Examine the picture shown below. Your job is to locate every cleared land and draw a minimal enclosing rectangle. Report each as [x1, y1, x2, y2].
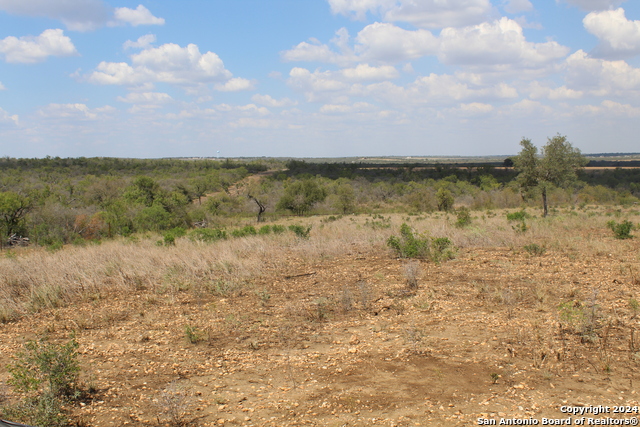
[1, 208, 640, 426]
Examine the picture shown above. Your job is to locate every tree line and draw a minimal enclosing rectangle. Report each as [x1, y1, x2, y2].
[1, 137, 639, 248]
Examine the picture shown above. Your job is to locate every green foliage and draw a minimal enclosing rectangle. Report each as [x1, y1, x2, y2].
[387, 224, 455, 262]
[607, 220, 634, 239]
[277, 179, 327, 216]
[231, 225, 258, 238]
[188, 228, 227, 243]
[0, 191, 31, 238]
[513, 135, 588, 217]
[506, 210, 528, 222]
[258, 225, 272, 235]
[288, 224, 312, 238]
[184, 324, 204, 344]
[523, 243, 546, 256]
[436, 188, 454, 212]
[271, 224, 286, 234]
[455, 207, 472, 228]
[3, 336, 81, 427]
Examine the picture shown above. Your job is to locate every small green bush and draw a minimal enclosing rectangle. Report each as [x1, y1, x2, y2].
[607, 220, 634, 239]
[188, 228, 227, 243]
[271, 225, 286, 234]
[2, 336, 81, 427]
[523, 243, 546, 256]
[455, 207, 472, 228]
[506, 210, 528, 222]
[288, 224, 311, 238]
[387, 224, 455, 263]
[231, 225, 258, 238]
[258, 225, 272, 235]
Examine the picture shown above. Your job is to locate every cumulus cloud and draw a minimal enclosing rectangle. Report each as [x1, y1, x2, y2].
[0, 29, 77, 64]
[584, 8, 640, 59]
[341, 63, 399, 81]
[355, 23, 438, 63]
[251, 94, 298, 107]
[0, 0, 164, 31]
[282, 24, 438, 65]
[123, 34, 157, 50]
[559, 0, 626, 12]
[111, 5, 165, 27]
[527, 82, 583, 99]
[328, 0, 494, 29]
[214, 77, 255, 92]
[438, 18, 569, 69]
[564, 49, 640, 96]
[87, 43, 244, 90]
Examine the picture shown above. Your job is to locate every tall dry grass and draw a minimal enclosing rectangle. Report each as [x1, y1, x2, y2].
[1, 207, 637, 322]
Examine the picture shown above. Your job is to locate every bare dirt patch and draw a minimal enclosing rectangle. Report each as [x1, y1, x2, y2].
[2, 217, 640, 426]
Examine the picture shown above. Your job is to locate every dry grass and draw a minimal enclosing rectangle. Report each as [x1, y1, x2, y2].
[0, 207, 637, 323]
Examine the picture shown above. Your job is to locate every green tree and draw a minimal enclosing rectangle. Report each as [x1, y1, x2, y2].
[0, 191, 31, 238]
[513, 134, 587, 217]
[277, 179, 327, 216]
[436, 188, 454, 212]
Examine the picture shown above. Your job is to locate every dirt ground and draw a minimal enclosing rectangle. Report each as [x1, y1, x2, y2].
[2, 235, 640, 426]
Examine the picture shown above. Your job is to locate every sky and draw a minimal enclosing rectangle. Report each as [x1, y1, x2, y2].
[1, 0, 639, 158]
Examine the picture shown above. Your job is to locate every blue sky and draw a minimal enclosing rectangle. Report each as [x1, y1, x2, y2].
[1, 0, 639, 158]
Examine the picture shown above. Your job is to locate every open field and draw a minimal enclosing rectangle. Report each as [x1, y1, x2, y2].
[1, 207, 640, 426]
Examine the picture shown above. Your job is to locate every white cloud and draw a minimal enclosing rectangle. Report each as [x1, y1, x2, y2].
[0, 107, 19, 127]
[37, 103, 115, 120]
[438, 18, 569, 69]
[355, 23, 438, 63]
[0, 0, 164, 31]
[560, 0, 626, 12]
[282, 24, 438, 65]
[527, 82, 583, 99]
[328, 0, 494, 29]
[87, 43, 240, 89]
[319, 102, 377, 114]
[251, 94, 298, 107]
[503, 0, 533, 14]
[116, 92, 173, 104]
[574, 100, 640, 117]
[0, 0, 110, 31]
[0, 29, 77, 64]
[565, 49, 640, 96]
[123, 34, 157, 50]
[111, 5, 165, 27]
[0, 82, 5, 90]
[214, 77, 255, 92]
[584, 8, 640, 59]
[341, 63, 399, 81]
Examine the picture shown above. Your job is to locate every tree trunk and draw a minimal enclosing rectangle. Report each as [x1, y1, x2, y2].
[542, 186, 548, 217]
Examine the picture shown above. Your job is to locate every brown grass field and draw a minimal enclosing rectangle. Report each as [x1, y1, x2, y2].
[1, 207, 640, 426]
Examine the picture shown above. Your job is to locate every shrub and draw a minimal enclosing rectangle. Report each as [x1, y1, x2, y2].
[523, 243, 546, 256]
[231, 225, 258, 238]
[387, 224, 455, 263]
[3, 336, 81, 427]
[607, 220, 634, 239]
[258, 225, 272, 235]
[387, 223, 430, 259]
[506, 210, 528, 222]
[455, 207, 472, 228]
[188, 228, 227, 243]
[271, 225, 286, 234]
[288, 224, 311, 239]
